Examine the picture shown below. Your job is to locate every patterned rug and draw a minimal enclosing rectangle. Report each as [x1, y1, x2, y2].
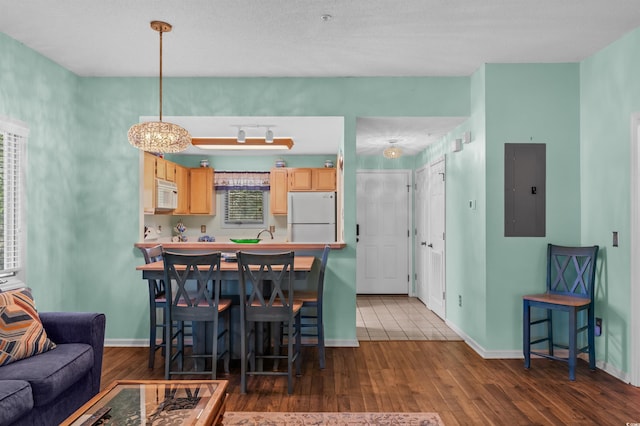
[223, 411, 443, 425]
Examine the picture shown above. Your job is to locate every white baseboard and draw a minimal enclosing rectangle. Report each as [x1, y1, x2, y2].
[105, 338, 148, 347]
[445, 320, 636, 385]
[326, 339, 359, 347]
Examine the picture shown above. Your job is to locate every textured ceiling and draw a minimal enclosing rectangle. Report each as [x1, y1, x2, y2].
[4, 0, 640, 155]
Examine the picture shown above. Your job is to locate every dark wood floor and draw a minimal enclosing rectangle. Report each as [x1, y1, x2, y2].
[101, 342, 640, 425]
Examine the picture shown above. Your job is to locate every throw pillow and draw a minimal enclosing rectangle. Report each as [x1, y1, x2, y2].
[0, 288, 56, 366]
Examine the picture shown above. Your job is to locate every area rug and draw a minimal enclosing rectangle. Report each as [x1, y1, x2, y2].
[223, 411, 443, 425]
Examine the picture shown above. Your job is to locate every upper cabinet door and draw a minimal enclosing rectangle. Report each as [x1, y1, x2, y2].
[189, 167, 214, 215]
[313, 168, 336, 191]
[173, 165, 190, 215]
[143, 152, 156, 214]
[270, 168, 289, 215]
[288, 168, 313, 191]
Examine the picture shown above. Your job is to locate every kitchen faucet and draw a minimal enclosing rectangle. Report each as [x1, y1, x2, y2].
[257, 229, 274, 239]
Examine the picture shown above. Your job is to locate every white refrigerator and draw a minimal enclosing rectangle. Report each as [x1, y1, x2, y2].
[287, 192, 336, 242]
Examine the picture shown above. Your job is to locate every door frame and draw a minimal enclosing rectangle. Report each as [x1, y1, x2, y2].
[355, 169, 413, 295]
[629, 112, 640, 386]
[414, 165, 429, 302]
[427, 157, 446, 318]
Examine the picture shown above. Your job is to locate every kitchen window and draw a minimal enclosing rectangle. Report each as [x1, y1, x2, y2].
[223, 190, 267, 228]
[0, 116, 28, 291]
[215, 171, 270, 229]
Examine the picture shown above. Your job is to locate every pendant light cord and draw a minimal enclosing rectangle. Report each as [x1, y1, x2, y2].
[159, 28, 163, 122]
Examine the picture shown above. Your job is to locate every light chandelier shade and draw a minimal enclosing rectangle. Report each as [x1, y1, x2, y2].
[128, 21, 191, 153]
[128, 121, 191, 153]
[383, 139, 402, 159]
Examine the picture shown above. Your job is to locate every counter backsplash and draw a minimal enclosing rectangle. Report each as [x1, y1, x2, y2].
[144, 214, 289, 243]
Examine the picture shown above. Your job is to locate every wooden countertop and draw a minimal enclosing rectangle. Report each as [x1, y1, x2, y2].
[134, 241, 346, 251]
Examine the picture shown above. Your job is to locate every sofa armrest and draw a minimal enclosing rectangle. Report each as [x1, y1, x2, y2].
[39, 312, 106, 394]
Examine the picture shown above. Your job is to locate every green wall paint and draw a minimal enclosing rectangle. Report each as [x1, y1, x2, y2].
[3, 26, 637, 378]
[2, 31, 470, 344]
[580, 27, 640, 373]
[484, 63, 581, 350]
[443, 66, 489, 347]
[0, 33, 80, 312]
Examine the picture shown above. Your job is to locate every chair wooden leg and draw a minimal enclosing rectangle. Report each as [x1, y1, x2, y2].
[523, 300, 531, 369]
[223, 310, 230, 374]
[317, 307, 325, 369]
[211, 317, 219, 380]
[568, 308, 577, 381]
[295, 313, 302, 377]
[149, 304, 157, 369]
[547, 308, 554, 357]
[587, 307, 596, 370]
[164, 316, 172, 380]
[287, 319, 294, 394]
[240, 320, 248, 394]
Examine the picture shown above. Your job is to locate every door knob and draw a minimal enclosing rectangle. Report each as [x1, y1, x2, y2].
[428, 243, 433, 248]
[421, 241, 427, 246]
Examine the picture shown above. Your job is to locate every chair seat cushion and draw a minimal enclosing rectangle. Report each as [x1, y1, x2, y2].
[176, 298, 232, 311]
[0, 343, 94, 406]
[522, 293, 590, 307]
[250, 300, 303, 313]
[0, 380, 34, 425]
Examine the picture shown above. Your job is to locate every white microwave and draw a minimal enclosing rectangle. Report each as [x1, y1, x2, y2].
[156, 179, 178, 211]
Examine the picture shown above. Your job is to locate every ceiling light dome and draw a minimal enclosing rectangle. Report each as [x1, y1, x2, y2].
[383, 139, 402, 159]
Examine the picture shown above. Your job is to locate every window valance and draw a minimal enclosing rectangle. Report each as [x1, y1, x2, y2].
[214, 171, 270, 190]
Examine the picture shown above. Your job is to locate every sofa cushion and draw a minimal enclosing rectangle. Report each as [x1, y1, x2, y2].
[0, 380, 34, 425]
[0, 343, 93, 406]
[0, 288, 56, 366]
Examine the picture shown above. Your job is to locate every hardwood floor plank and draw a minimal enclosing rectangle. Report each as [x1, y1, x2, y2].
[100, 342, 640, 425]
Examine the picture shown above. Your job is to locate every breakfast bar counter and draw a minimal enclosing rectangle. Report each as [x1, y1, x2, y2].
[134, 241, 345, 251]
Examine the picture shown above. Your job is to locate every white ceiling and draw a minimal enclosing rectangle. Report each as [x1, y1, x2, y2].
[4, 0, 640, 155]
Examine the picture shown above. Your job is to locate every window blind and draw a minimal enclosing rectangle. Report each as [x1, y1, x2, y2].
[224, 190, 265, 225]
[0, 117, 28, 284]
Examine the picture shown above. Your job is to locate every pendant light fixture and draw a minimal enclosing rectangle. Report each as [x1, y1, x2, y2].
[128, 21, 191, 153]
[383, 139, 402, 159]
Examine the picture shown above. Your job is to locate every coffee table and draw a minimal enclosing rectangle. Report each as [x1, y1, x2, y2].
[60, 380, 228, 426]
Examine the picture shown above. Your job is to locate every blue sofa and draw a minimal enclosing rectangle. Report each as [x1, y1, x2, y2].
[0, 312, 106, 426]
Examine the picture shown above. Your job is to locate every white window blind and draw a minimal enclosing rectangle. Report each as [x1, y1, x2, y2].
[0, 116, 27, 289]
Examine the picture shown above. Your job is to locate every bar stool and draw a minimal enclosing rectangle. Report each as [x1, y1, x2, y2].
[523, 244, 599, 380]
[138, 245, 167, 368]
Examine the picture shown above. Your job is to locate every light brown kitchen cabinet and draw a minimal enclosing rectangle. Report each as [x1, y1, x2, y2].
[188, 167, 215, 215]
[143, 152, 156, 214]
[270, 167, 289, 215]
[154, 157, 167, 180]
[173, 165, 190, 215]
[288, 168, 313, 191]
[289, 168, 336, 192]
[164, 161, 176, 182]
[313, 168, 336, 191]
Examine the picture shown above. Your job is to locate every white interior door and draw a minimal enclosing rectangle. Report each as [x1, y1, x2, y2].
[415, 167, 429, 303]
[428, 159, 446, 319]
[356, 171, 410, 294]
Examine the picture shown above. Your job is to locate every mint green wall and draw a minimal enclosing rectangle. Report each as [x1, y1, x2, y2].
[443, 66, 489, 346]
[580, 27, 640, 373]
[1, 31, 471, 344]
[0, 33, 80, 311]
[484, 64, 581, 350]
